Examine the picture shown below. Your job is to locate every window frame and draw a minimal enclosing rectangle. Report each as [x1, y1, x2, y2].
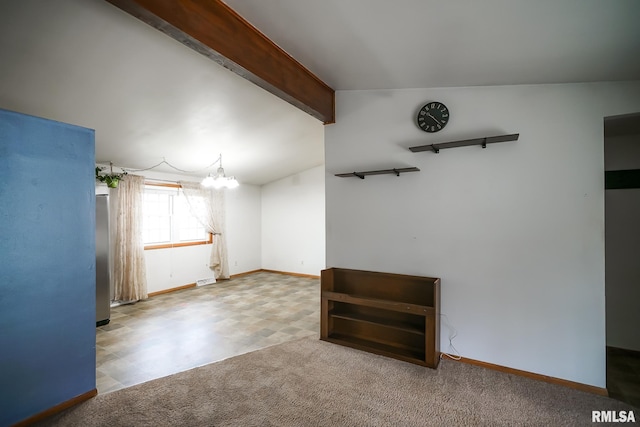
[143, 182, 213, 251]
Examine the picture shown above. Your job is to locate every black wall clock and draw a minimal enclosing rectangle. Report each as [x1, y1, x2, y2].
[416, 102, 450, 133]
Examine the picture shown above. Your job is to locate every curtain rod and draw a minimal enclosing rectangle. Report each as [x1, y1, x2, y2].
[144, 179, 182, 188]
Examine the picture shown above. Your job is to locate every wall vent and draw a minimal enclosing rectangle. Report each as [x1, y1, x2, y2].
[196, 277, 216, 286]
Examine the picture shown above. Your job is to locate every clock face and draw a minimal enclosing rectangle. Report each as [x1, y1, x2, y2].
[417, 102, 449, 133]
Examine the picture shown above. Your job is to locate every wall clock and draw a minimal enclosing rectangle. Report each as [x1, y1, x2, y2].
[416, 102, 450, 133]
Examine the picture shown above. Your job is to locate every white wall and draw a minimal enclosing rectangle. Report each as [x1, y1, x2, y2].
[227, 184, 262, 275]
[261, 165, 325, 276]
[605, 132, 640, 352]
[145, 244, 215, 294]
[325, 81, 640, 388]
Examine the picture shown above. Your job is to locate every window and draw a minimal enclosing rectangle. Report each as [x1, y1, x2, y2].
[142, 184, 212, 250]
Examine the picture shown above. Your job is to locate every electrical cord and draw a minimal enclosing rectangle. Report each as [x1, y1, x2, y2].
[120, 157, 222, 174]
[439, 313, 462, 360]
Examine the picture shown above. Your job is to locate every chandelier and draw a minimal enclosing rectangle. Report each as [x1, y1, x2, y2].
[201, 154, 239, 189]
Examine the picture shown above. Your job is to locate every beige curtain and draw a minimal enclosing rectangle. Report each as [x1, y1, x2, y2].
[112, 174, 148, 302]
[179, 181, 230, 279]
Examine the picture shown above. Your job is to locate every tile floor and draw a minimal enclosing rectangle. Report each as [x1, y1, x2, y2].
[96, 271, 320, 394]
[607, 346, 640, 409]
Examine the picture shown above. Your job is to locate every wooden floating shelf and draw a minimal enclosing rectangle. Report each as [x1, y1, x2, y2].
[335, 167, 420, 179]
[409, 133, 519, 153]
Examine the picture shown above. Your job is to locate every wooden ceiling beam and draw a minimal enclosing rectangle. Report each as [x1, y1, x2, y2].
[105, 0, 335, 124]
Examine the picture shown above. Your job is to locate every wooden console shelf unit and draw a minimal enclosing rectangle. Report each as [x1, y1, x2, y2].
[321, 268, 440, 368]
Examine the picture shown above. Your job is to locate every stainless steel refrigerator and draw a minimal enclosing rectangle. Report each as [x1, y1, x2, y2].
[96, 194, 111, 326]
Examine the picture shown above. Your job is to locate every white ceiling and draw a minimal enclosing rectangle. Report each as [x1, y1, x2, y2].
[223, 0, 640, 90]
[0, 0, 324, 185]
[1, 0, 639, 185]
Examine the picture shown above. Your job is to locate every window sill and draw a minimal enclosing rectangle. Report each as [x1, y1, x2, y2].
[145, 241, 212, 251]
[145, 233, 213, 250]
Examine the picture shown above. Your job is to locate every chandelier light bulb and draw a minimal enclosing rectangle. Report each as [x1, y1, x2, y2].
[226, 177, 239, 189]
[201, 174, 215, 187]
[200, 154, 239, 189]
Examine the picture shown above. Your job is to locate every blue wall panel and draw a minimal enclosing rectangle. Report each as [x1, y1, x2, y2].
[0, 108, 96, 426]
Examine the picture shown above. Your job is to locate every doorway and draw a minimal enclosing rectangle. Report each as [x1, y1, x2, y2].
[604, 112, 640, 407]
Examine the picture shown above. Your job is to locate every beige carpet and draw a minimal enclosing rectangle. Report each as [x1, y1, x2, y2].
[37, 337, 635, 426]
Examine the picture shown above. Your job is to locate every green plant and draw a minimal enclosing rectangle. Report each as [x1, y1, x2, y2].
[95, 165, 127, 188]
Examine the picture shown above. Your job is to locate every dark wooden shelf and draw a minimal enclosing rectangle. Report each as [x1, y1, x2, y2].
[330, 309, 426, 335]
[322, 291, 434, 316]
[321, 267, 440, 368]
[335, 167, 419, 179]
[409, 133, 519, 153]
[326, 334, 427, 365]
